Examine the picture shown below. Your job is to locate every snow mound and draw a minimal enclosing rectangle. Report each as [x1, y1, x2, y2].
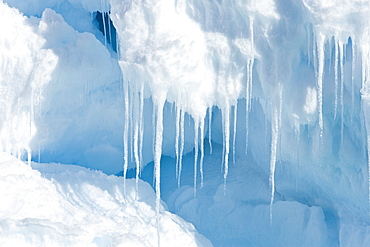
[0, 152, 211, 246]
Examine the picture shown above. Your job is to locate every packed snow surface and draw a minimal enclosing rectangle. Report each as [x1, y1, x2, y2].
[0, 152, 211, 246]
[1, 0, 370, 246]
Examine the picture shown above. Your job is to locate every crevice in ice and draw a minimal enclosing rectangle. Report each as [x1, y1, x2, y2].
[93, 11, 117, 53]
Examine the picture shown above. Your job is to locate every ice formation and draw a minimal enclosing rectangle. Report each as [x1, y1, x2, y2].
[1, 0, 370, 246]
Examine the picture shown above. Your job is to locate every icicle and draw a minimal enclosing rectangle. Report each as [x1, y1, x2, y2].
[223, 106, 230, 195]
[138, 80, 145, 177]
[199, 118, 205, 188]
[106, 12, 112, 45]
[246, 58, 253, 155]
[123, 78, 130, 195]
[129, 86, 134, 163]
[269, 106, 279, 225]
[208, 107, 213, 154]
[152, 100, 156, 161]
[154, 99, 165, 247]
[312, 29, 318, 75]
[339, 42, 345, 145]
[27, 148, 31, 167]
[193, 120, 199, 197]
[307, 25, 311, 66]
[175, 104, 181, 180]
[334, 40, 339, 120]
[316, 34, 325, 148]
[177, 109, 185, 187]
[246, 18, 254, 156]
[28, 90, 34, 167]
[100, 0, 108, 47]
[232, 103, 237, 164]
[269, 84, 282, 224]
[351, 38, 356, 119]
[102, 11, 107, 47]
[133, 94, 140, 200]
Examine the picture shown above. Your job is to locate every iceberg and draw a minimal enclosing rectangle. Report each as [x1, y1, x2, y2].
[1, 0, 370, 246]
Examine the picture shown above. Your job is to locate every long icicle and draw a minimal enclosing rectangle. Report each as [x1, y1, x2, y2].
[101, 9, 107, 47]
[223, 105, 230, 195]
[269, 84, 282, 225]
[123, 79, 129, 194]
[351, 38, 356, 121]
[138, 80, 145, 177]
[339, 42, 345, 145]
[175, 104, 181, 180]
[334, 40, 339, 120]
[154, 99, 165, 247]
[246, 17, 254, 156]
[200, 118, 205, 188]
[269, 106, 279, 225]
[193, 119, 199, 197]
[316, 34, 325, 149]
[178, 109, 185, 187]
[232, 103, 237, 164]
[133, 91, 140, 199]
[152, 100, 156, 187]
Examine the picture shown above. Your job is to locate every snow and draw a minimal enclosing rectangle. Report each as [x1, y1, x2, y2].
[1, 0, 370, 246]
[0, 152, 211, 246]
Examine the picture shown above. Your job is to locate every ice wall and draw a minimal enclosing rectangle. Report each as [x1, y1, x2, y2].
[110, 0, 370, 245]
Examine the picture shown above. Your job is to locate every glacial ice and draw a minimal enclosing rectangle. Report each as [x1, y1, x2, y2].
[1, 0, 370, 246]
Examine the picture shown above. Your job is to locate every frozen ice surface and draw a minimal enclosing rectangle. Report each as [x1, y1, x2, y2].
[1, 0, 370, 246]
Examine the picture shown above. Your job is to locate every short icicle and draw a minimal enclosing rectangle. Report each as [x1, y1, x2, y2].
[208, 107, 213, 154]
